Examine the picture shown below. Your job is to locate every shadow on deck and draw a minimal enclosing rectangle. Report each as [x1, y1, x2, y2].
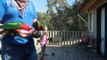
[42, 45, 104, 60]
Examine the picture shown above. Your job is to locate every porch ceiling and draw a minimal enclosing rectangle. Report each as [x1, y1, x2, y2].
[79, 0, 98, 14]
[88, 0, 107, 12]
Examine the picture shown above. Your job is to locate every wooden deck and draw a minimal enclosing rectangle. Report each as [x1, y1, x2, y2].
[40, 45, 105, 60]
[0, 42, 105, 60]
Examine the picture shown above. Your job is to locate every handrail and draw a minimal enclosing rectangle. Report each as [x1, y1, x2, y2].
[47, 31, 89, 46]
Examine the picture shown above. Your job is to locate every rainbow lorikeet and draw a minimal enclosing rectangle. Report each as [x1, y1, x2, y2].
[0, 21, 46, 39]
[0, 22, 31, 33]
[0, 22, 24, 29]
[33, 21, 45, 31]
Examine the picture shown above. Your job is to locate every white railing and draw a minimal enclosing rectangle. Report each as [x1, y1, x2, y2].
[47, 30, 88, 46]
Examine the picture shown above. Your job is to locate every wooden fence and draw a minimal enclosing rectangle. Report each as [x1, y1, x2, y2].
[46, 30, 88, 46]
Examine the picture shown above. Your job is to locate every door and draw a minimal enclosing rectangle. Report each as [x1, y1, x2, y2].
[101, 7, 105, 56]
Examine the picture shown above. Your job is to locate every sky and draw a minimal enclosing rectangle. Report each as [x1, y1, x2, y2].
[34, 0, 75, 13]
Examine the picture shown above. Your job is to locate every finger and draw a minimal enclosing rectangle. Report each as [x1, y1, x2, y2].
[19, 33, 28, 38]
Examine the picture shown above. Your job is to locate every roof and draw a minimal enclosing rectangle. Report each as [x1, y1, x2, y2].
[78, 0, 107, 13]
[78, 0, 89, 13]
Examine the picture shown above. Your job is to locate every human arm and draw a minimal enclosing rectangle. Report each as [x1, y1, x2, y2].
[0, 1, 5, 33]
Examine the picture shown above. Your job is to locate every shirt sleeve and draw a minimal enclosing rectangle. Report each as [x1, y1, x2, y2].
[0, 1, 5, 20]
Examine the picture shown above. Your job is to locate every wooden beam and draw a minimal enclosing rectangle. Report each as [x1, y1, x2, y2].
[79, 0, 97, 13]
[88, 0, 107, 12]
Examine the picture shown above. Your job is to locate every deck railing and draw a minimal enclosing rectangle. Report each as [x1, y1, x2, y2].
[35, 30, 89, 54]
[47, 30, 88, 46]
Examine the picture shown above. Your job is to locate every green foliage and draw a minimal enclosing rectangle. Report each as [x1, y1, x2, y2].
[37, 0, 87, 31]
[37, 12, 54, 29]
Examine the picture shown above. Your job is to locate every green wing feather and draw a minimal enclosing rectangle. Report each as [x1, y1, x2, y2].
[0, 22, 23, 29]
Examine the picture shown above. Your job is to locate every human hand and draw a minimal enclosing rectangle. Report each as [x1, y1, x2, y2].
[29, 28, 35, 34]
[16, 29, 31, 38]
[0, 28, 4, 34]
[32, 31, 41, 38]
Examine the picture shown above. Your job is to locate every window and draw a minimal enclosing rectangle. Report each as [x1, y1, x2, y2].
[89, 12, 94, 32]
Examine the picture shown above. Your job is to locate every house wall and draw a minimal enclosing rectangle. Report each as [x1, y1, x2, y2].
[80, 0, 107, 39]
[87, 0, 107, 40]
[91, 3, 107, 56]
[79, 0, 107, 57]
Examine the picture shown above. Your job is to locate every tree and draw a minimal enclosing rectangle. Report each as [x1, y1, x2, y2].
[37, 0, 87, 31]
[37, 12, 54, 29]
[47, 0, 71, 30]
